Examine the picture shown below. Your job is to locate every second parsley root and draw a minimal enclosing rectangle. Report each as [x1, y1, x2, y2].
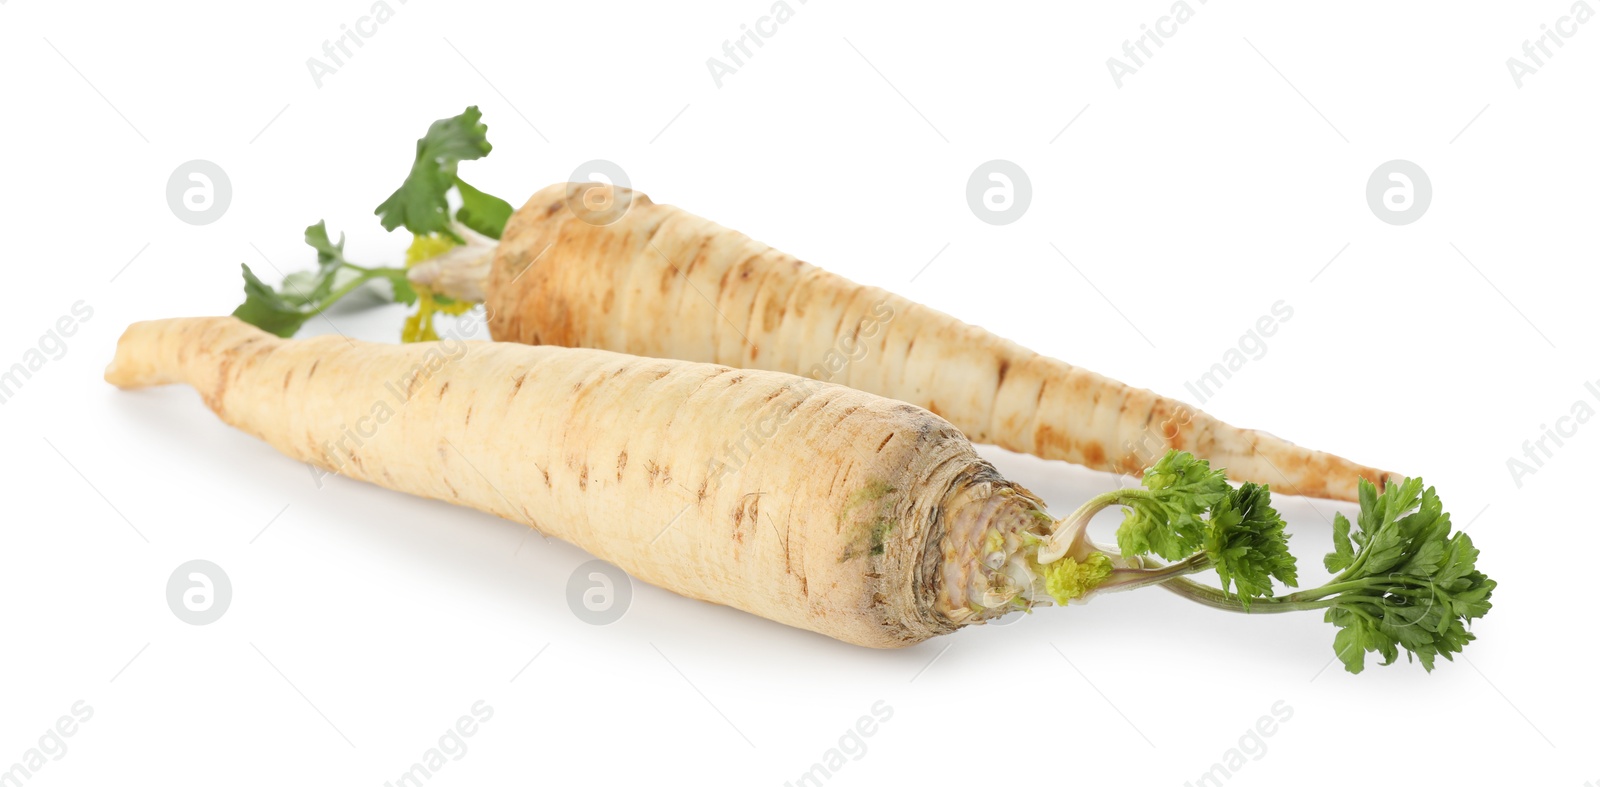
[108, 319, 1492, 670]
[476, 182, 1400, 503]
[230, 106, 1399, 503]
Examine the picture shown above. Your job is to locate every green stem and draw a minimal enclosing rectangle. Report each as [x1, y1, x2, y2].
[310, 267, 404, 313]
[1274, 575, 1438, 604]
[1158, 577, 1341, 614]
[1332, 536, 1392, 585]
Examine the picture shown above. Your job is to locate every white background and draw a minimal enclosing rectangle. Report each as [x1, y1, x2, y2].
[2, 1, 1595, 784]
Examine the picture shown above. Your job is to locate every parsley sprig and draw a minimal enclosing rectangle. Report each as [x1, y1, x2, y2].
[374, 106, 512, 241]
[1316, 478, 1494, 672]
[232, 107, 513, 341]
[232, 222, 417, 337]
[1035, 451, 1494, 674]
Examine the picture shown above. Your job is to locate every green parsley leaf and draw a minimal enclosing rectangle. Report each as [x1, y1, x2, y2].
[1204, 482, 1298, 606]
[1116, 451, 1230, 561]
[1324, 512, 1356, 573]
[1024, 449, 1496, 675]
[231, 263, 316, 338]
[230, 221, 419, 337]
[1319, 478, 1495, 673]
[454, 176, 514, 239]
[300, 220, 417, 307]
[374, 107, 494, 237]
[276, 221, 348, 306]
[303, 219, 345, 262]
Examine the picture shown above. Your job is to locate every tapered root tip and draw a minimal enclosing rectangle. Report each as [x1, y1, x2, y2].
[1199, 422, 1403, 503]
[1376, 468, 1410, 492]
[104, 316, 268, 390]
[105, 323, 172, 389]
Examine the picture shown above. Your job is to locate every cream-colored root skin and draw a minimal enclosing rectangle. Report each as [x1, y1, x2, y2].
[484, 183, 1398, 502]
[106, 317, 1047, 647]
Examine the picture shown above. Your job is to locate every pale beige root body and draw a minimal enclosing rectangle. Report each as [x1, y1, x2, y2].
[472, 183, 1398, 503]
[105, 317, 1050, 647]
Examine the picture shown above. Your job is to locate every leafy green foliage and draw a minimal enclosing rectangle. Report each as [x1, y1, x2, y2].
[232, 263, 316, 337]
[374, 107, 495, 238]
[1203, 482, 1298, 606]
[231, 222, 416, 337]
[1116, 451, 1231, 561]
[277, 221, 347, 306]
[454, 177, 513, 239]
[232, 222, 350, 336]
[231, 109, 509, 339]
[1043, 450, 1495, 676]
[1319, 478, 1495, 674]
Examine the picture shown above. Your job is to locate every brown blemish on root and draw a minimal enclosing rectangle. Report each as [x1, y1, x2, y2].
[616, 451, 628, 481]
[1125, 453, 1149, 475]
[1035, 424, 1067, 455]
[1081, 441, 1107, 466]
[761, 296, 782, 333]
[730, 493, 762, 547]
[777, 517, 794, 573]
[832, 404, 863, 428]
[658, 260, 676, 294]
[684, 234, 714, 276]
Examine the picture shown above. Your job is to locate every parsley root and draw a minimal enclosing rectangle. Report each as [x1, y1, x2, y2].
[468, 183, 1397, 503]
[106, 318, 1491, 670]
[231, 107, 1394, 502]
